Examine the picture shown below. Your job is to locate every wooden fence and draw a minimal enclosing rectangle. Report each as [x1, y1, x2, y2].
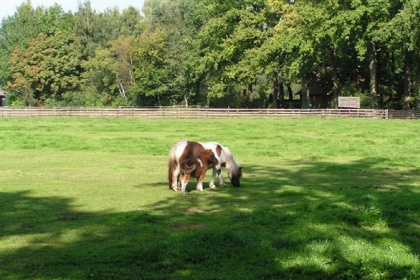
[387, 110, 420, 119]
[0, 107, 418, 119]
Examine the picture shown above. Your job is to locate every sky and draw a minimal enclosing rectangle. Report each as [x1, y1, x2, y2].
[0, 0, 145, 21]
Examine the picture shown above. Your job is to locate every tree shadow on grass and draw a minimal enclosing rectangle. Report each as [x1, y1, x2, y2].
[243, 158, 420, 278]
[0, 158, 419, 279]
[243, 158, 420, 248]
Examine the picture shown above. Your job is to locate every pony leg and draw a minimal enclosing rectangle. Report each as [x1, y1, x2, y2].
[180, 174, 190, 195]
[196, 181, 204, 191]
[209, 167, 217, 189]
[171, 164, 180, 191]
[217, 169, 226, 187]
[197, 173, 205, 192]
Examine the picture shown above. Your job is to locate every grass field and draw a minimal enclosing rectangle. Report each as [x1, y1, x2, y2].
[1, 117, 419, 279]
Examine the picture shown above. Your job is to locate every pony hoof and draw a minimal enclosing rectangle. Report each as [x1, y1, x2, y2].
[220, 183, 226, 188]
[182, 191, 188, 195]
[209, 185, 216, 189]
[172, 187, 178, 192]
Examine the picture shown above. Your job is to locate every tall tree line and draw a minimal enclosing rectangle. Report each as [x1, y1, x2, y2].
[0, 0, 419, 109]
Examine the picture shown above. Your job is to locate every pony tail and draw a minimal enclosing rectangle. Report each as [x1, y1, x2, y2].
[168, 145, 177, 189]
[180, 163, 195, 174]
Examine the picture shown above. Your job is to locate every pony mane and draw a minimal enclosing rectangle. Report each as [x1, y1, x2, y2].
[222, 146, 240, 177]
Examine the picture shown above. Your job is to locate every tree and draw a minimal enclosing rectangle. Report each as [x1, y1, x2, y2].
[143, 0, 205, 106]
[118, 6, 145, 37]
[258, 1, 324, 108]
[0, 1, 42, 85]
[381, 0, 420, 109]
[2, 0, 419, 109]
[82, 48, 116, 105]
[110, 37, 137, 92]
[130, 26, 172, 106]
[196, 0, 272, 107]
[82, 36, 138, 106]
[73, 1, 104, 58]
[7, 32, 82, 105]
[38, 4, 74, 36]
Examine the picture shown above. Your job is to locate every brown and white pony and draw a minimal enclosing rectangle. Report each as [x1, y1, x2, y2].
[179, 149, 219, 194]
[168, 141, 242, 193]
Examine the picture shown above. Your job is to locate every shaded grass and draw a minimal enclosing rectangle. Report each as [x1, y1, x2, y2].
[0, 117, 419, 279]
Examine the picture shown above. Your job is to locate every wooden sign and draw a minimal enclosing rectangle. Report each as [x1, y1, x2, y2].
[338, 97, 360, 108]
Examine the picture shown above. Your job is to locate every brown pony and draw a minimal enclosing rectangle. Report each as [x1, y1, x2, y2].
[168, 141, 242, 193]
[179, 149, 219, 194]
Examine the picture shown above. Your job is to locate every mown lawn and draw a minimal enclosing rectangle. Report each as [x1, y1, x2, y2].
[0, 117, 419, 279]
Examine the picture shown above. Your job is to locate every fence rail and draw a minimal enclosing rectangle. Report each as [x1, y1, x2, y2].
[0, 107, 418, 119]
[388, 110, 420, 119]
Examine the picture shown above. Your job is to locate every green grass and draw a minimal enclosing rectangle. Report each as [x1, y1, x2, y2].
[0, 117, 419, 279]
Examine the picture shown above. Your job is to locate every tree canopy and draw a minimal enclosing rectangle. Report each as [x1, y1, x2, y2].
[0, 0, 419, 109]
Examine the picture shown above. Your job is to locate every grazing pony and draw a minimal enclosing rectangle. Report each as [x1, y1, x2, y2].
[168, 141, 242, 192]
[179, 149, 219, 194]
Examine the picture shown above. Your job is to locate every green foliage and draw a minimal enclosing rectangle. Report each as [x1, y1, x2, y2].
[130, 26, 173, 106]
[0, 2, 42, 85]
[7, 31, 82, 105]
[38, 4, 74, 36]
[82, 48, 121, 106]
[1, 0, 419, 108]
[0, 117, 419, 279]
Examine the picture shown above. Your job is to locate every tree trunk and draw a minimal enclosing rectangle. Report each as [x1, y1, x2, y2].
[128, 57, 135, 85]
[247, 84, 253, 106]
[369, 41, 379, 108]
[301, 82, 309, 109]
[416, 59, 420, 110]
[116, 74, 127, 101]
[403, 51, 412, 110]
[279, 82, 284, 108]
[273, 74, 279, 108]
[330, 48, 339, 106]
[287, 84, 293, 108]
[248, 84, 253, 96]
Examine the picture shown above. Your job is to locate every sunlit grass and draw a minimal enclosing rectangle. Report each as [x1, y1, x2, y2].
[0, 117, 419, 279]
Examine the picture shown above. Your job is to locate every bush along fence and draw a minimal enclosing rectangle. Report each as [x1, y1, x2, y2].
[0, 107, 419, 119]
